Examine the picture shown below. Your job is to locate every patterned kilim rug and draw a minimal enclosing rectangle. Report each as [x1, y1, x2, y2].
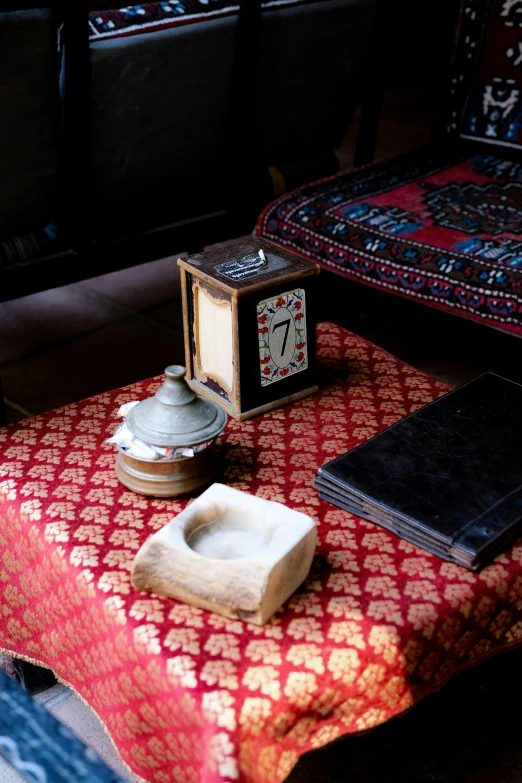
[88, 0, 319, 40]
[256, 0, 522, 337]
[256, 149, 522, 337]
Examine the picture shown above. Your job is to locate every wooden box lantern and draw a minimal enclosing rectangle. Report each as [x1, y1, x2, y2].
[178, 240, 320, 421]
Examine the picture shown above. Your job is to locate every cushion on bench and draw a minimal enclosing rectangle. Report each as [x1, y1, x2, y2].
[2, 325, 522, 783]
[88, 0, 375, 238]
[256, 149, 522, 336]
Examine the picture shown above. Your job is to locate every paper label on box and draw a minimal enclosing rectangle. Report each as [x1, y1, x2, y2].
[257, 289, 308, 386]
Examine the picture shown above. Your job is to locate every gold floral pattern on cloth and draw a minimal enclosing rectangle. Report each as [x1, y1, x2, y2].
[1, 323, 521, 783]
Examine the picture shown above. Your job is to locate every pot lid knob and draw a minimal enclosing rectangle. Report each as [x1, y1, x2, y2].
[166, 366, 186, 380]
[156, 365, 197, 407]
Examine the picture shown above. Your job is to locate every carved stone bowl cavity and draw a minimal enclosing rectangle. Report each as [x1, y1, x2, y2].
[131, 483, 317, 624]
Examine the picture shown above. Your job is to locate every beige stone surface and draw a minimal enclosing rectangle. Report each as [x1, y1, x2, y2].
[132, 483, 317, 625]
[38, 685, 134, 781]
[0, 757, 25, 783]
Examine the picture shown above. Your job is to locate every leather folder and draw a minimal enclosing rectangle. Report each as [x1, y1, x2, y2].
[314, 373, 522, 571]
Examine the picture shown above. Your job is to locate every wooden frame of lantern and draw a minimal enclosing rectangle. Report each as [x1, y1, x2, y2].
[178, 239, 320, 421]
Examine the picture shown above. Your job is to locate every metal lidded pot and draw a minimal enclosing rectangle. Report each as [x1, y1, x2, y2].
[115, 365, 227, 497]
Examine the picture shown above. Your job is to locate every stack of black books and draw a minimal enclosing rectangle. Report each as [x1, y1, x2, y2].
[315, 373, 522, 571]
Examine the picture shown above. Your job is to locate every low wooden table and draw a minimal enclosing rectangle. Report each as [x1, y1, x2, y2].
[1, 323, 521, 783]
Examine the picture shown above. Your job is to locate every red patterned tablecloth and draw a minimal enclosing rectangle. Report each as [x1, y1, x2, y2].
[1, 323, 522, 783]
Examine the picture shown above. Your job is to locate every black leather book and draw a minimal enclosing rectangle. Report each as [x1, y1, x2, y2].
[315, 373, 522, 571]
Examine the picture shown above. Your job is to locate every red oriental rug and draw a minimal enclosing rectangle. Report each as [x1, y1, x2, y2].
[256, 151, 522, 337]
[1, 324, 522, 783]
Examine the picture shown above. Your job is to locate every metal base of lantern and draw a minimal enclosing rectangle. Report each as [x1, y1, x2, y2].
[115, 446, 220, 498]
